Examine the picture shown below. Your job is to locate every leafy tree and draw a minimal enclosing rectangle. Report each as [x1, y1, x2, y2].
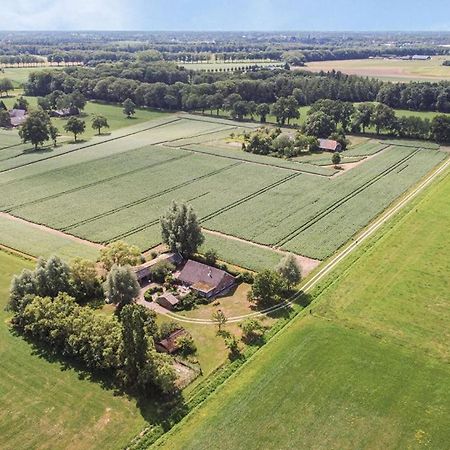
[37, 96, 52, 111]
[371, 103, 397, 135]
[204, 248, 218, 266]
[285, 95, 300, 125]
[224, 333, 240, 358]
[256, 103, 270, 123]
[91, 115, 109, 135]
[332, 152, 342, 167]
[104, 264, 140, 313]
[123, 98, 136, 118]
[63, 117, 85, 142]
[212, 309, 227, 333]
[99, 240, 142, 271]
[276, 254, 301, 288]
[352, 103, 374, 133]
[160, 201, 204, 258]
[0, 109, 10, 127]
[13, 97, 29, 111]
[120, 304, 153, 387]
[239, 318, 265, 343]
[303, 111, 336, 137]
[8, 269, 38, 313]
[49, 124, 59, 147]
[231, 100, 248, 120]
[34, 256, 72, 298]
[19, 109, 51, 150]
[176, 334, 197, 356]
[248, 270, 285, 306]
[70, 258, 101, 303]
[430, 115, 450, 143]
[0, 78, 14, 97]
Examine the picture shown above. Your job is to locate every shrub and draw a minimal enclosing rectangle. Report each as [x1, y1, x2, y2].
[158, 321, 182, 340]
[240, 318, 265, 344]
[150, 261, 175, 283]
[204, 248, 218, 266]
[176, 334, 197, 356]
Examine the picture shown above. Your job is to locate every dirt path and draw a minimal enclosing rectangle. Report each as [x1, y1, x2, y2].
[0, 212, 105, 250]
[202, 228, 321, 277]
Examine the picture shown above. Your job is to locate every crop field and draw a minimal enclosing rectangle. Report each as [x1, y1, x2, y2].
[0, 250, 148, 450]
[156, 169, 450, 450]
[301, 56, 450, 82]
[0, 115, 447, 268]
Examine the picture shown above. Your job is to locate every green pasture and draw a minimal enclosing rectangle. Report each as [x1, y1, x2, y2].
[0, 66, 58, 88]
[0, 250, 148, 450]
[179, 60, 283, 72]
[156, 167, 450, 450]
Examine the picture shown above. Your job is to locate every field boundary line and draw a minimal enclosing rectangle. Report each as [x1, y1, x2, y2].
[0, 116, 181, 175]
[160, 154, 450, 324]
[0, 212, 105, 250]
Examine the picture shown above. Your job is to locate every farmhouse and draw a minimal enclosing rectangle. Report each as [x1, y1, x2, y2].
[8, 109, 27, 127]
[155, 329, 187, 354]
[132, 252, 182, 284]
[176, 259, 236, 299]
[318, 138, 342, 152]
[156, 292, 180, 310]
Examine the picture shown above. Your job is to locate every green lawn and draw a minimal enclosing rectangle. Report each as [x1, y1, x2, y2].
[155, 169, 450, 449]
[0, 250, 148, 450]
[2, 95, 169, 140]
[0, 67, 59, 88]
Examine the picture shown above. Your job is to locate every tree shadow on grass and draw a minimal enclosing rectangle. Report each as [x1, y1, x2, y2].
[10, 328, 188, 426]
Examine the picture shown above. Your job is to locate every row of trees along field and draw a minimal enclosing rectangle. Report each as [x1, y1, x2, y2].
[23, 62, 450, 114]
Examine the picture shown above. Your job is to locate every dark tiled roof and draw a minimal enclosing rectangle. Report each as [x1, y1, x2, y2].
[156, 329, 187, 353]
[157, 292, 179, 306]
[177, 260, 234, 293]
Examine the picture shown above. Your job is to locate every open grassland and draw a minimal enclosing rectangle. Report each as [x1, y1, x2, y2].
[301, 56, 450, 82]
[179, 60, 283, 71]
[0, 66, 59, 87]
[1, 95, 170, 140]
[0, 115, 446, 267]
[155, 169, 450, 450]
[0, 250, 148, 450]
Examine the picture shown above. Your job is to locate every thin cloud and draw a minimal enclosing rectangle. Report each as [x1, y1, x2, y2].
[1, 0, 131, 30]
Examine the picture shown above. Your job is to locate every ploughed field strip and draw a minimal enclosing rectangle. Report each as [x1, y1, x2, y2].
[0, 116, 446, 261]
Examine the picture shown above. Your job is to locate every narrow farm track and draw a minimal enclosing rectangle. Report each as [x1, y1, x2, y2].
[274, 148, 420, 247]
[61, 161, 243, 233]
[159, 154, 450, 324]
[2, 153, 193, 211]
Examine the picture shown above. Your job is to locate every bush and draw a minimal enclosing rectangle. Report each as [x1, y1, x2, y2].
[144, 290, 154, 301]
[158, 321, 182, 340]
[150, 261, 175, 283]
[240, 318, 265, 344]
[175, 293, 199, 311]
[204, 248, 218, 266]
[176, 334, 197, 356]
[240, 271, 254, 284]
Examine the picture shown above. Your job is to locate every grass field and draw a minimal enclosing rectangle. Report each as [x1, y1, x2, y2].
[155, 168, 450, 450]
[0, 66, 60, 88]
[179, 60, 283, 71]
[0, 250, 148, 450]
[301, 56, 450, 82]
[0, 115, 446, 267]
[1, 94, 169, 140]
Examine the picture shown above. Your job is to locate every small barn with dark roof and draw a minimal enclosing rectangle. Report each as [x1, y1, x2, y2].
[318, 138, 342, 152]
[155, 329, 188, 354]
[156, 292, 180, 310]
[176, 259, 236, 299]
[132, 252, 182, 284]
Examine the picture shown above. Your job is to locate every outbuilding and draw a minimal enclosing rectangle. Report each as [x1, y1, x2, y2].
[155, 329, 187, 354]
[318, 138, 342, 152]
[156, 292, 180, 310]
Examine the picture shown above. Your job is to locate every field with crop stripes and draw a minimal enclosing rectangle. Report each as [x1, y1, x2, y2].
[0, 115, 446, 267]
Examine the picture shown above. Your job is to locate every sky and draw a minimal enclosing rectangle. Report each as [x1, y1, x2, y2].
[1, 0, 449, 32]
